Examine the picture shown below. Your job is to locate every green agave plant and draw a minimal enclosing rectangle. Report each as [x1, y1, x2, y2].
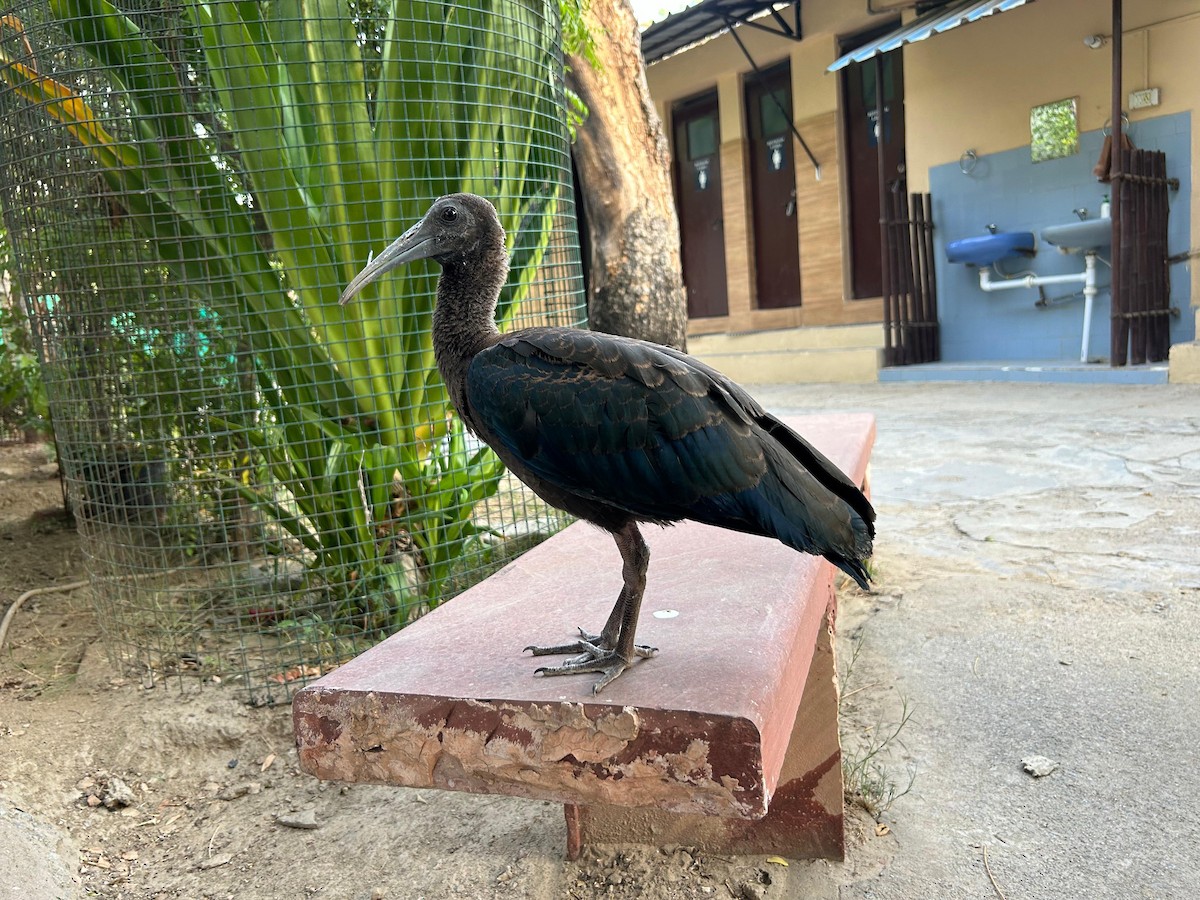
[1, 0, 581, 630]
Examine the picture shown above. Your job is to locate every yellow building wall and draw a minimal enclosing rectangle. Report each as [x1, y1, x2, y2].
[902, 1, 1200, 184]
[647, 0, 888, 334]
[645, 0, 1200, 330]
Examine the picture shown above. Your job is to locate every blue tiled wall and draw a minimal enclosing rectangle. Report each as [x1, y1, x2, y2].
[929, 111, 1193, 362]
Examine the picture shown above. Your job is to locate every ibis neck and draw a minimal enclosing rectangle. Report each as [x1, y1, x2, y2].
[432, 253, 508, 422]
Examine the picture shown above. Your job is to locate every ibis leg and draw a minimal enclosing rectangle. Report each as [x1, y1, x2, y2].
[527, 522, 656, 693]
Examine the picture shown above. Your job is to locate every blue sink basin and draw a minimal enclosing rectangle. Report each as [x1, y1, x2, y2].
[946, 231, 1036, 267]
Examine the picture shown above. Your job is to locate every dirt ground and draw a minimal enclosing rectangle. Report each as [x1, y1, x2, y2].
[0, 438, 896, 900]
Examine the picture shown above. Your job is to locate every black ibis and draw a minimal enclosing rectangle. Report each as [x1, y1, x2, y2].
[340, 193, 874, 693]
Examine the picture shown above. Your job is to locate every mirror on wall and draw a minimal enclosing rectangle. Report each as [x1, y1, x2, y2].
[1031, 97, 1080, 163]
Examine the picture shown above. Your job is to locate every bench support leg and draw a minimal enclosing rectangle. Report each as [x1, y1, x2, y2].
[564, 611, 844, 860]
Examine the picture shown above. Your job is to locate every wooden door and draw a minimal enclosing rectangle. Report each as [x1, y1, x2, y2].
[842, 42, 906, 300]
[745, 62, 801, 309]
[672, 92, 728, 319]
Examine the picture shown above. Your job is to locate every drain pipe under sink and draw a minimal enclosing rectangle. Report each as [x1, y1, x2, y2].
[977, 251, 1100, 363]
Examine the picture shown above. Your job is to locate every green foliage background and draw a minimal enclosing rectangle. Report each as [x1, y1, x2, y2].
[0, 0, 587, 683]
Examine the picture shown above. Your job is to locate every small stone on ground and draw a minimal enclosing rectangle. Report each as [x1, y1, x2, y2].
[1021, 755, 1060, 778]
[276, 808, 319, 830]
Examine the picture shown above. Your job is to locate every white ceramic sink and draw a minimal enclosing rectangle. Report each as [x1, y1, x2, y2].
[1040, 219, 1112, 252]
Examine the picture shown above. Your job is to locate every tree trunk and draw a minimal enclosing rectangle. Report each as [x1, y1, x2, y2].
[566, 0, 688, 352]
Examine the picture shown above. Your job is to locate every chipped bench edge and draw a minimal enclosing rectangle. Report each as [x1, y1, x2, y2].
[294, 688, 768, 818]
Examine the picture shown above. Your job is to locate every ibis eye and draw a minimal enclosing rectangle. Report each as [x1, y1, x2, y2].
[441, 206, 458, 223]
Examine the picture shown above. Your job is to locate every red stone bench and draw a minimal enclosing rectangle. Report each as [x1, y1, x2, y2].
[293, 413, 875, 859]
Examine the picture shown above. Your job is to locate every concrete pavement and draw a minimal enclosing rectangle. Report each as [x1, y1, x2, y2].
[751, 381, 1200, 899]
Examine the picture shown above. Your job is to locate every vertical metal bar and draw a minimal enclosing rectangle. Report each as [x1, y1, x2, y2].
[908, 194, 924, 363]
[892, 187, 907, 367]
[1116, 146, 1135, 365]
[923, 193, 940, 362]
[1153, 152, 1170, 361]
[914, 193, 934, 363]
[1126, 148, 1139, 364]
[890, 189, 904, 365]
[1130, 149, 1147, 365]
[1143, 149, 1154, 364]
[904, 201, 913, 365]
[1156, 154, 1166, 362]
[1143, 151, 1155, 363]
[1110, 0, 1125, 365]
[900, 186, 917, 364]
[1148, 152, 1157, 362]
[874, 54, 893, 366]
[886, 189, 900, 364]
[920, 193, 933, 363]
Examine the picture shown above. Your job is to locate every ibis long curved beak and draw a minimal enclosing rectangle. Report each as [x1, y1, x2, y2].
[339, 218, 439, 306]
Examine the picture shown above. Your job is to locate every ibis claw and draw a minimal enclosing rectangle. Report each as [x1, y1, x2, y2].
[532, 651, 634, 694]
[528, 639, 657, 693]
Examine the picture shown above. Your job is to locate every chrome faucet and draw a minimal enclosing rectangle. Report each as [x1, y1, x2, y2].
[1072, 207, 1089, 220]
[986, 223, 998, 234]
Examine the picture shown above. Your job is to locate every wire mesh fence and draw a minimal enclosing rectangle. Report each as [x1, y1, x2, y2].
[0, 0, 585, 702]
[1, 237, 51, 442]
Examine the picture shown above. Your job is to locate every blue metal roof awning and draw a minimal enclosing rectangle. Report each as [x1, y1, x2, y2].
[827, 0, 1032, 72]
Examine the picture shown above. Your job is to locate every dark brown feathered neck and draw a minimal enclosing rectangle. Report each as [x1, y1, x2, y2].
[432, 221, 509, 420]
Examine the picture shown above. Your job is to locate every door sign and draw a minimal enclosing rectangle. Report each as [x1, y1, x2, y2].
[693, 157, 712, 191]
[865, 107, 892, 147]
[766, 136, 787, 171]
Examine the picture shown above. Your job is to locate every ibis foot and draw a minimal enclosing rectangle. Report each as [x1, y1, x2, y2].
[524, 628, 656, 665]
[533, 648, 656, 694]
